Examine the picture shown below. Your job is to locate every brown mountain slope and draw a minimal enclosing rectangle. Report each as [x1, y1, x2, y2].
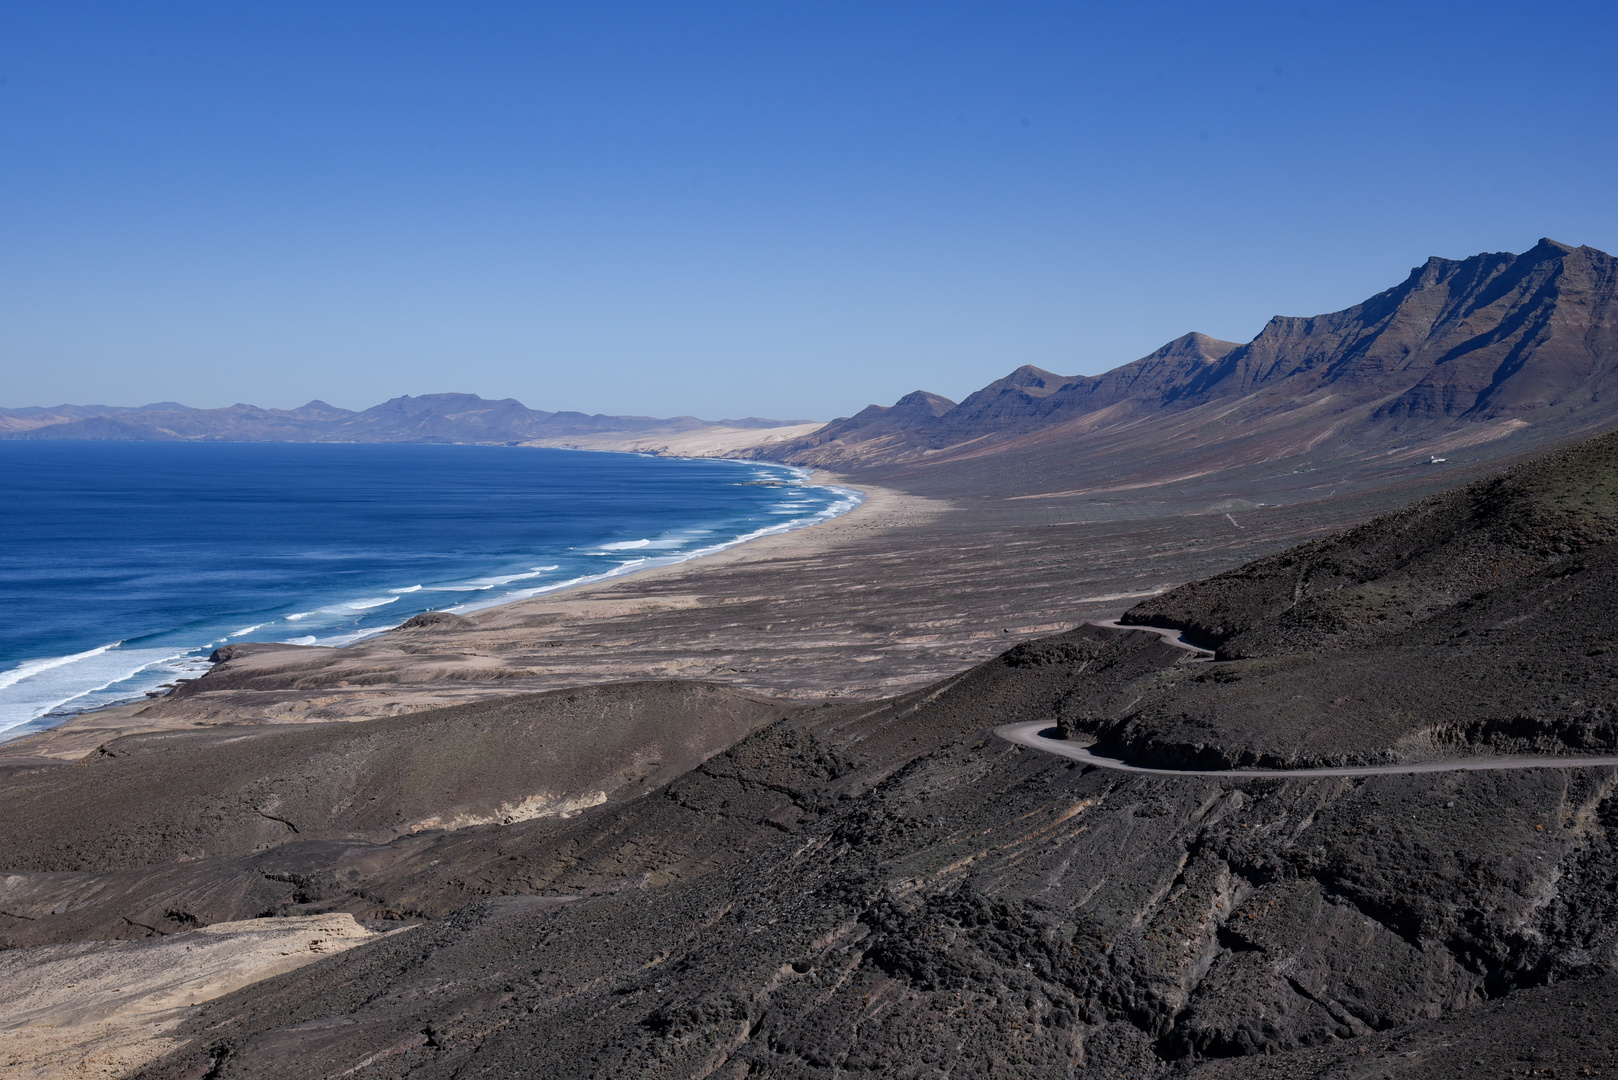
[764, 240, 1618, 501]
[111, 619, 1618, 1077]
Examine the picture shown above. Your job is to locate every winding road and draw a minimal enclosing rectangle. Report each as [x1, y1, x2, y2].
[994, 620, 1618, 778]
[1087, 618, 1213, 660]
[994, 723, 1618, 778]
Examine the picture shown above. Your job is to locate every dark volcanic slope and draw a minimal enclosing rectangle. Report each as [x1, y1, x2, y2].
[8, 429, 1618, 1079]
[0, 682, 778, 944]
[766, 240, 1618, 501]
[0, 681, 779, 873]
[1126, 425, 1618, 657]
[1084, 428, 1618, 768]
[110, 620, 1618, 1079]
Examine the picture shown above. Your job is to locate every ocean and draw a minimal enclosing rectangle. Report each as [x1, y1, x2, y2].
[0, 441, 858, 740]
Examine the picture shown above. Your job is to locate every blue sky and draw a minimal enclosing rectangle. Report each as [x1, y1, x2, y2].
[2, 2, 1615, 419]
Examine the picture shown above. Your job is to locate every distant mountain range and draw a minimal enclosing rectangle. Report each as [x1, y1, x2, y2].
[11, 240, 1618, 498]
[757, 238, 1618, 495]
[0, 393, 809, 445]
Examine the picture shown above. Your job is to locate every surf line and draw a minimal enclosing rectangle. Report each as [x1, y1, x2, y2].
[996, 722, 1618, 778]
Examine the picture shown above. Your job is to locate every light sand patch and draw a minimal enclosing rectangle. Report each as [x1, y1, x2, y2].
[0, 913, 398, 1079]
[408, 788, 609, 832]
[522, 422, 825, 458]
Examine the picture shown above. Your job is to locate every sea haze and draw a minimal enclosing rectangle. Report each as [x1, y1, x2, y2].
[0, 442, 858, 738]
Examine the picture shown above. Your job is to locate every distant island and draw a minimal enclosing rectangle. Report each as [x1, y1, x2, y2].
[0, 394, 822, 459]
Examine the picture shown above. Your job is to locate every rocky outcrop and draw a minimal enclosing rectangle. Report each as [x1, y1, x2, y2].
[395, 610, 474, 631]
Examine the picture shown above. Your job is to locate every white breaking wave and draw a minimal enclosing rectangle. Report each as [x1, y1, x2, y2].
[0, 644, 200, 737]
[451, 484, 865, 615]
[0, 642, 121, 691]
[335, 596, 399, 611]
[458, 566, 560, 587]
[599, 539, 652, 550]
[388, 584, 424, 594]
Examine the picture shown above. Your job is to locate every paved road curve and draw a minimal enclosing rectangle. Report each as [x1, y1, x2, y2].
[994, 722, 1618, 777]
[996, 621, 1618, 776]
[1087, 618, 1213, 660]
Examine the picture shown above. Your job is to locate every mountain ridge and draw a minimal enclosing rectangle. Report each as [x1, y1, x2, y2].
[759, 239, 1618, 495]
[12, 240, 1615, 488]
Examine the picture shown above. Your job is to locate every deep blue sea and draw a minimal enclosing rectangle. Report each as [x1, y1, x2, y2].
[0, 442, 857, 739]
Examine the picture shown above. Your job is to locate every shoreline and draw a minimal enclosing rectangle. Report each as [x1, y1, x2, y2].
[442, 463, 864, 618]
[0, 451, 857, 744]
[0, 468, 945, 761]
[462, 467, 910, 615]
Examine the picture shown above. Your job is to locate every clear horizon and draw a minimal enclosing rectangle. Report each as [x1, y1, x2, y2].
[3, 2, 1616, 418]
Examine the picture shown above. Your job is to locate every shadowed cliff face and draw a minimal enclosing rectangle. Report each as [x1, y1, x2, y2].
[1191, 238, 1618, 421]
[763, 240, 1618, 496]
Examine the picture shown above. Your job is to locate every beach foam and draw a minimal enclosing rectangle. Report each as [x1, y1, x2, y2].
[0, 643, 120, 692]
[451, 485, 864, 614]
[0, 645, 203, 737]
